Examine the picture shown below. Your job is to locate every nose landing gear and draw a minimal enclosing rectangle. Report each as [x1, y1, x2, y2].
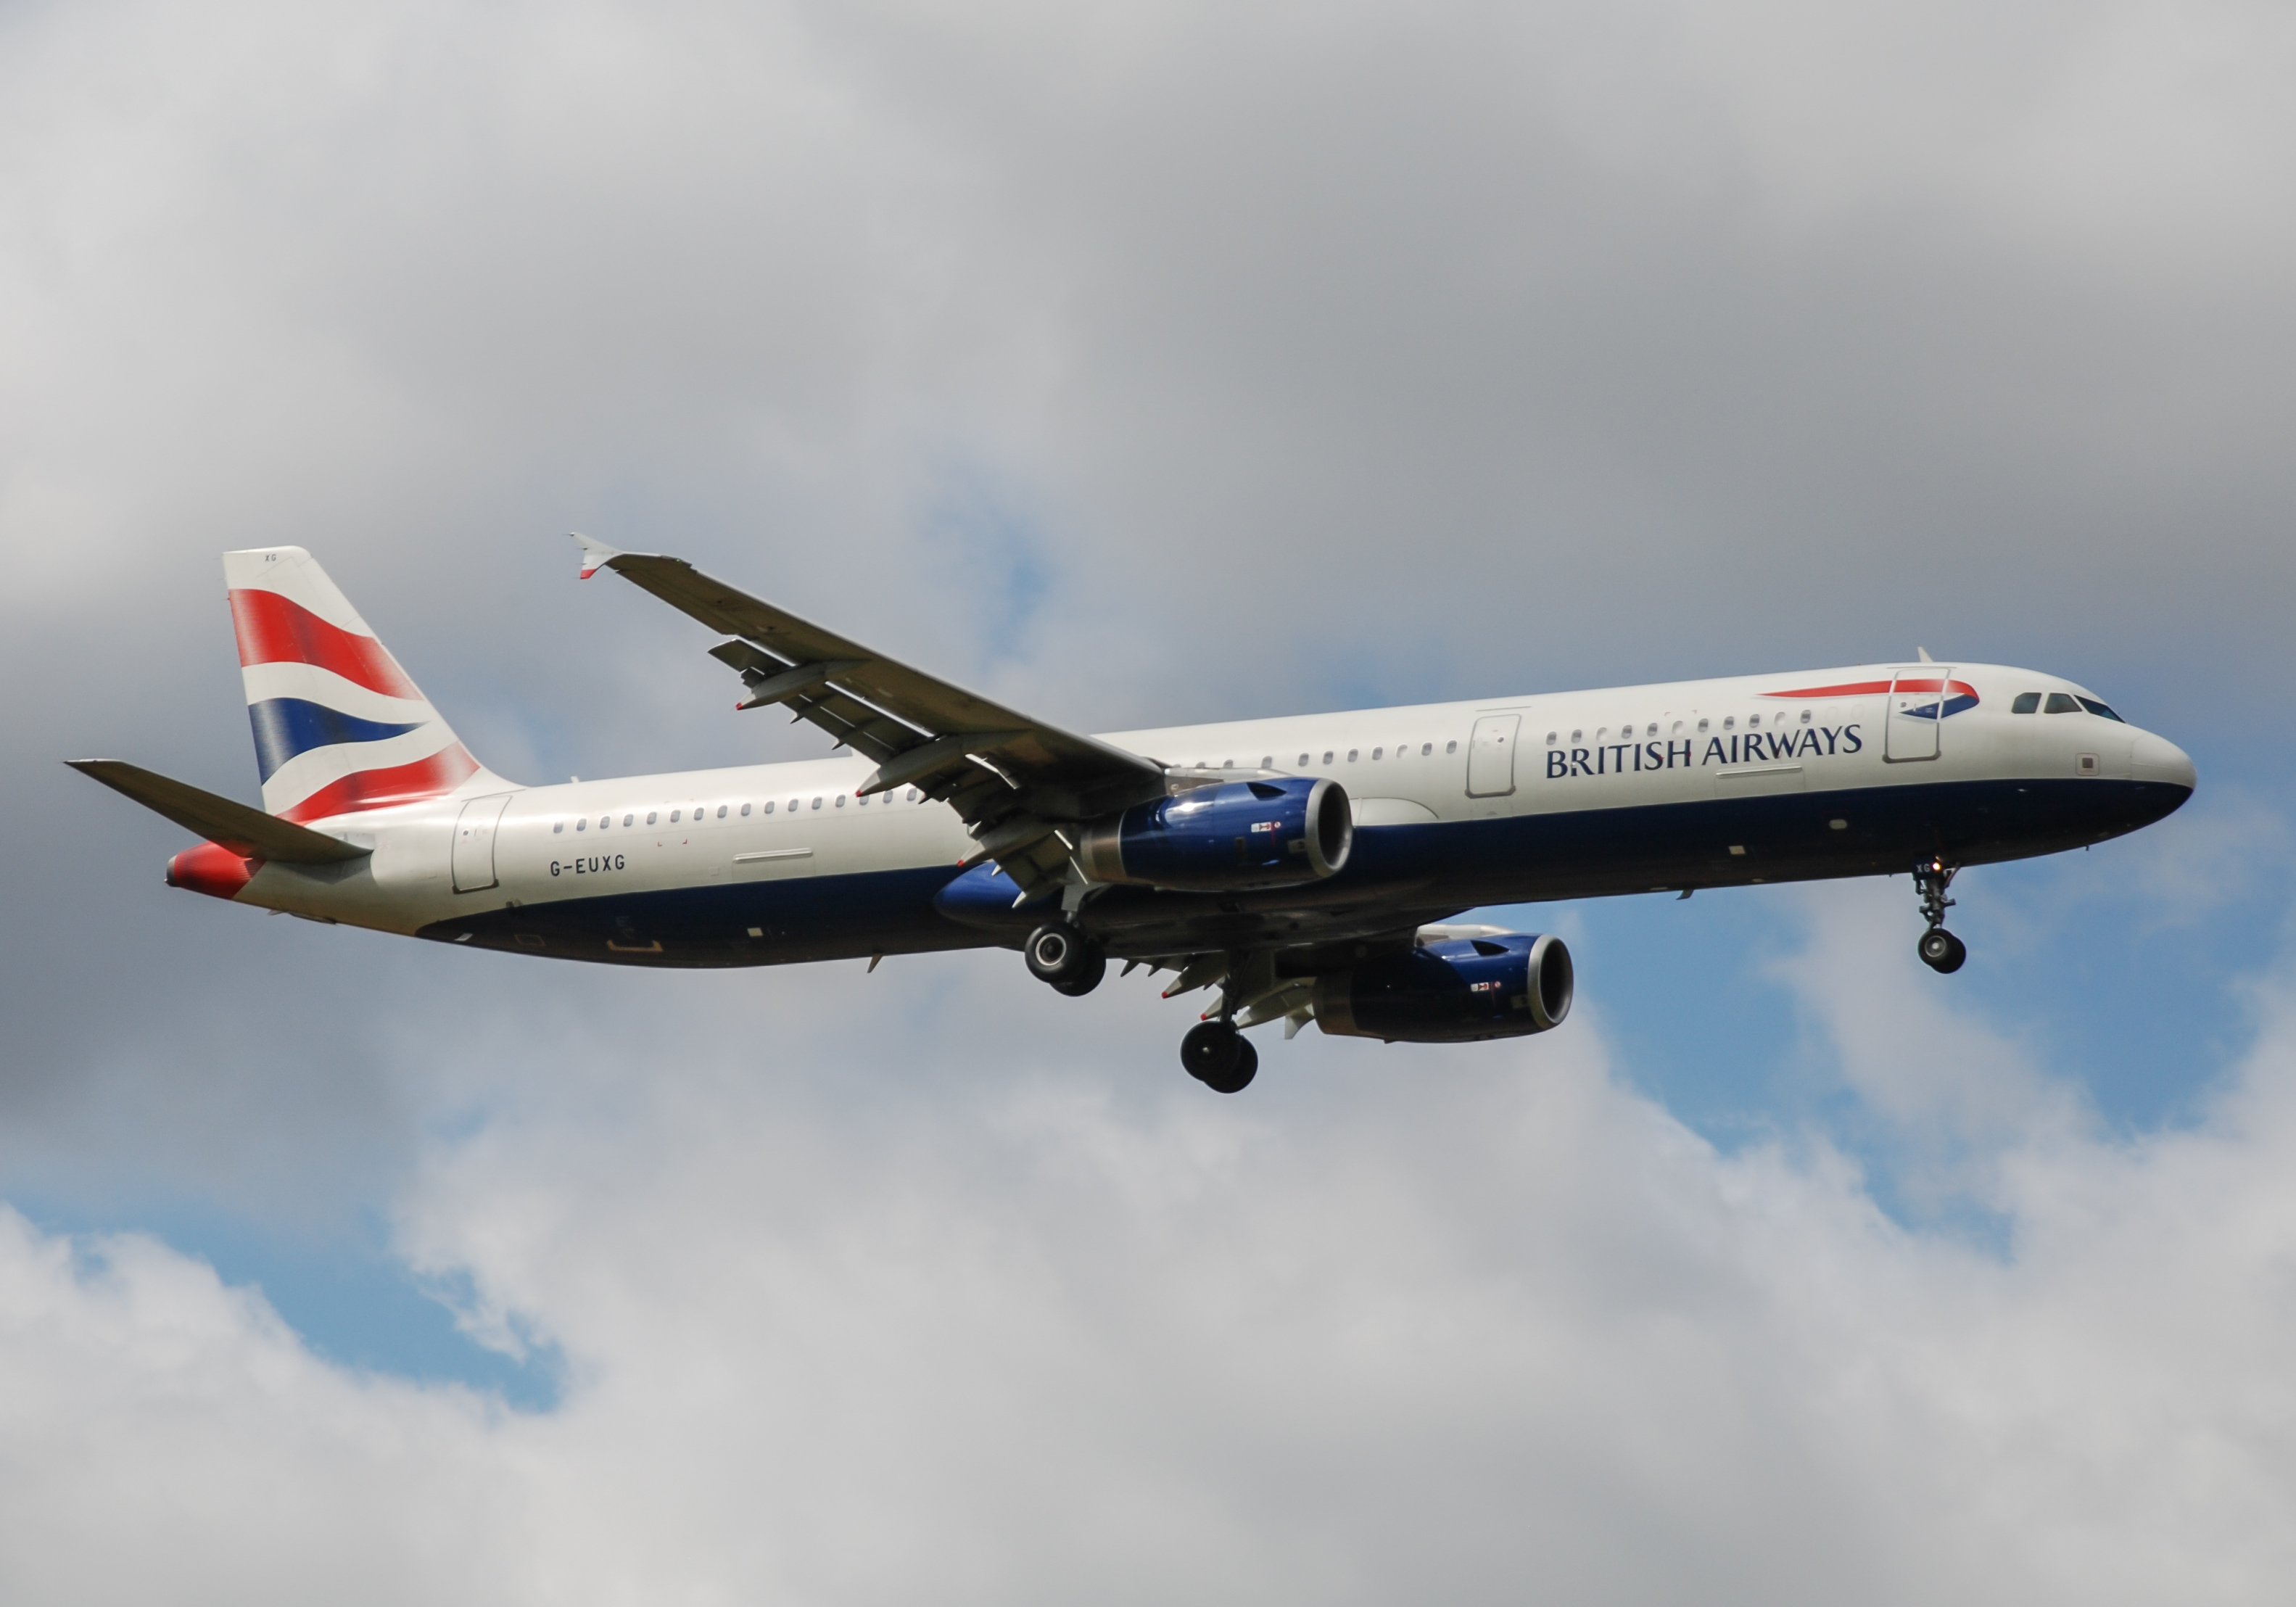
[1913, 857, 1966, 974]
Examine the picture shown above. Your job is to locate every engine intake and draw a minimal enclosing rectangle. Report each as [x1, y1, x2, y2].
[1075, 777, 1353, 892]
[1315, 933, 1572, 1043]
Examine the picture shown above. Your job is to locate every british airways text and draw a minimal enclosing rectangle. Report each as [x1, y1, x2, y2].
[1545, 725, 1864, 779]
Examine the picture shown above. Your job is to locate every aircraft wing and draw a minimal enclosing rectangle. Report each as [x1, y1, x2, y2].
[573, 534, 1168, 902]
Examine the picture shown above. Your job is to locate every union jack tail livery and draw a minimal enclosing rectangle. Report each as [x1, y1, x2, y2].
[223, 547, 499, 822]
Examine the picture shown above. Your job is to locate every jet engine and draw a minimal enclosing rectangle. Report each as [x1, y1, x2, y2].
[1314, 932, 1572, 1043]
[1073, 777, 1353, 892]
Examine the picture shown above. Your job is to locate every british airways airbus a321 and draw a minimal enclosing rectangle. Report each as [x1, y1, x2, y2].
[73, 539, 2197, 1092]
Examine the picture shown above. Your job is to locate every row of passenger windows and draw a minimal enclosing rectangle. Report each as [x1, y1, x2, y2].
[1547, 709, 1810, 743]
[1192, 711, 1818, 767]
[1191, 742, 1462, 768]
[548, 693, 2131, 837]
[2011, 692, 2123, 720]
[550, 786, 929, 833]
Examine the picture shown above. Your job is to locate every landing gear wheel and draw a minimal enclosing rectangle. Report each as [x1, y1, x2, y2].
[1917, 928, 1967, 974]
[1180, 1021, 1258, 1093]
[1052, 949, 1107, 996]
[1911, 857, 1966, 975]
[1025, 922, 1102, 993]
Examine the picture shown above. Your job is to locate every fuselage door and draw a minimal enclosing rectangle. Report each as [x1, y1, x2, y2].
[1466, 714, 1521, 797]
[1883, 666, 1954, 762]
[452, 794, 514, 892]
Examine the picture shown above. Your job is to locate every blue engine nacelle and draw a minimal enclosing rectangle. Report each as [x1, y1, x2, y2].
[1073, 777, 1353, 892]
[1313, 933, 1573, 1043]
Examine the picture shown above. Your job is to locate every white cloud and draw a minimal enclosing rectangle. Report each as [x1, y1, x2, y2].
[1775, 879, 2091, 1171]
[1, 938, 2292, 1602]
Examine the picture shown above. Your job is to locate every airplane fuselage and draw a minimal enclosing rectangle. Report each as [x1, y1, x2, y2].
[197, 661, 2194, 968]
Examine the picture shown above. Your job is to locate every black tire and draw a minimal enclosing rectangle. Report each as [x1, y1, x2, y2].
[1918, 928, 1967, 974]
[1181, 1023, 1258, 1093]
[1051, 949, 1107, 996]
[1204, 1036, 1258, 1094]
[1025, 922, 1098, 988]
[1181, 1020, 1242, 1082]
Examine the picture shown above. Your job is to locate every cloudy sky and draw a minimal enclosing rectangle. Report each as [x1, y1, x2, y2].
[5, 0, 2295, 1599]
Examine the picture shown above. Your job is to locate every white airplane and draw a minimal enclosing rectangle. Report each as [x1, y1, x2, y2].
[73, 539, 2197, 1092]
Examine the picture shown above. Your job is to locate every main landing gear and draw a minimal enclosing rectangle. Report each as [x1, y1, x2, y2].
[1181, 1020, 1258, 1094]
[1913, 856, 1967, 974]
[1023, 920, 1257, 1093]
[1024, 920, 1106, 996]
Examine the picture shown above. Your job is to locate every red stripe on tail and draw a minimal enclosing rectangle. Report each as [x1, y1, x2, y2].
[278, 745, 479, 823]
[228, 589, 422, 700]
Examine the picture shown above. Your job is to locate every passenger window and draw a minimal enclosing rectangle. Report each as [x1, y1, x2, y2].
[1723, 716, 1735, 730]
[2077, 697, 2126, 722]
[717, 804, 728, 819]
[553, 821, 563, 834]
[812, 797, 822, 810]
[2044, 693, 2081, 714]
[1698, 719, 1709, 732]
[789, 798, 800, 811]
[2012, 693, 2041, 714]
[1323, 751, 1334, 764]
[908, 789, 920, 802]
[1298, 753, 1310, 766]
[598, 815, 610, 829]
[1571, 729, 1582, 742]
[1347, 749, 1358, 762]
[764, 801, 775, 814]
[857, 793, 868, 806]
[1445, 740, 1457, 754]
[741, 802, 752, 816]
[1260, 755, 1273, 769]
[670, 810, 680, 822]
[835, 795, 845, 808]
[622, 814, 633, 827]
[648, 811, 658, 825]
[576, 818, 587, 831]
[1421, 743, 1432, 756]
[1372, 747, 1383, 760]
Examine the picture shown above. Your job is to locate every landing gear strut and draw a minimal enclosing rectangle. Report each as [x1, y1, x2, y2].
[1024, 921, 1106, 996]
[1913, 856, 1966, 974]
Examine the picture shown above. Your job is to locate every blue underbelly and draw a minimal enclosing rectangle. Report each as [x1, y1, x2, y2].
[419, 776, 2188, 967]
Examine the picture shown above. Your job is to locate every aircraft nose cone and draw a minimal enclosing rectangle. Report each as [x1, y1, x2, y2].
[2131, 732, 2197, 791]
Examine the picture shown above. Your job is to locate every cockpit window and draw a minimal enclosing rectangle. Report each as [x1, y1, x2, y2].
[2076, 696, 2125, 722]
[2011, 693, 2041, 714]
[2044, 693, 2082, 714]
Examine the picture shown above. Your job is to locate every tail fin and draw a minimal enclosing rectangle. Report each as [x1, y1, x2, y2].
[223, 548, 503, 822]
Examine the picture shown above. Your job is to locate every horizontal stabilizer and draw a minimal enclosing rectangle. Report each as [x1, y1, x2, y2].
[66, 760, 371, 864]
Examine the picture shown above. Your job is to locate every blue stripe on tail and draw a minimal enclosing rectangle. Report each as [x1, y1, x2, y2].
[248, 698, 426, 783]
